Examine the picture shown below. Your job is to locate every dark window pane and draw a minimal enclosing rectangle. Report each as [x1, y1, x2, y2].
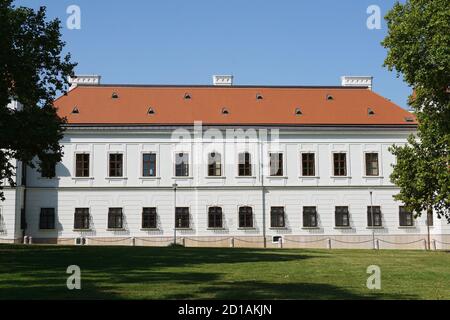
[175, 153, 189, 177]
[208, 207, 223, 228]
[335, 206, 350, 227]
[270, 153, 283, 176]
[333, 153, 347, 176]
[175, 207, 190, 228]
[365, 153, 379, 176]
[238, 153, 252, 176]
[367, 206, 382, 227]
[142, 153, 156, 177]
[142, 207, 157, 228]
[303, 207, 317, 227]
[399, 206, 413, 227]
[74, 208, 90, 229]
[39, 208, 55, 229]
[208, 153, 222, 176]
[427, 211, 434, 226]
[108, 208, 123, 229]
[302, 153, 315, 176]
[239, 206, 253, 228]
[75, 154, 90, 177]
[41, 161, 56, 178]
[109, 154, 123, 177]
[270, 207, 285, 227]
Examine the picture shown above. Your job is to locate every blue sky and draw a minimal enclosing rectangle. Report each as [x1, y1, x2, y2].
[16, 0, 411, 108]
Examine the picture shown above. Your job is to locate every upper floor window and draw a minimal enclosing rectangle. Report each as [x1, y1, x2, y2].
[142, 207, 157, 229]
[270, 207, 285, 228]
[303, 206, 317, 228]
[239, 206, 253, 228]
[109, 153, 123, 177]
[238, 152, 252, 176]
[399, 206, 413, 227]
[365, 153, 379, 176]
[142, 153, 156, 177]
[40, 160, 56, 179]
[367, 206, 382, 227]
[108, 208, 123, 229]
[208, 207, 223, 228]
[74, 208, 90, 230]
[75, 154, 90, 177]
[175, 153, 189, 177]
[335, 206, 350, 227]
[208, 152, 222, 177]
[39, 208, 55, 230]
[333, 153, 347, 176]
[301, 153, 315, 176]
[175, 207, 190, 228]
[269, 153, 283, 176]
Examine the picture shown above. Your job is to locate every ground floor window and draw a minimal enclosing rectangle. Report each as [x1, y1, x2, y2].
[74, 208, 90, 230]
[39, 208, 55, 230]
[303, 206, 317, 227]
[108, 208, 123, 229]
[367, 206, 382, 227]
[399, 206, 413, 227]
[239, 206, 253, 228]
[270, 207, 285, 228]
[142, 207, 157, 229]
[175, 207, 190, 228]
[335, 206, 350, 227]
[208, 207, 223, 228]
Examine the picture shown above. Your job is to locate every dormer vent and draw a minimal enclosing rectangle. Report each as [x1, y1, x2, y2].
[71, 106, 79, 114]
[221, 108, 229, 115]
[368, 108, 375, 115]
[295, 108, 302, 116]
[256, 93, 264, 100]
[184, 93, 191, 100]
[147, 107, 155, 115]
[326, 94, 334, 101]
[112, 92, 119, 99]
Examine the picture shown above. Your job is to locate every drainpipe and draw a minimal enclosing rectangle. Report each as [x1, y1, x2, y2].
[260, 137, 266, 248]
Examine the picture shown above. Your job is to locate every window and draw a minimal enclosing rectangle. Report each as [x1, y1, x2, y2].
[367, 206, 382, 227]
[399, 206, 413, 227]
[208, 207, 223, 228]
[39, 208, 55, 230]
[269, 153, 283, 176]
[303, 207, 317, 228]
[175, 207, 190, 228]
[109, 153, 123, 177]
[142, 207, 157, 229]
[239, 206, 253, 228]
[427, 211, 434, 226]
[142, 153, 156, 177]
[208, 152, 222, 177]
[40, 160, 55, 178]
[335, 206, 350, 227]
[301, 153, 315, 176]
[333, 153, 347, 176]
[108, 208, 123, 229]
[238, 152, 252, 176]
[270, 207, 285, 228]
[175, 153, 189, 177]
[74, 208, 90, 230]
[365, 153, 379, 176]
[75, 154, 90, 177]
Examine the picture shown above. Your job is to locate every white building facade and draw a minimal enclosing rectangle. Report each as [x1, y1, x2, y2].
[1, 76, 449, 249]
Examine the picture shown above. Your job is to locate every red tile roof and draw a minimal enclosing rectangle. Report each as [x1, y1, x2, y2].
[54, 85, 416, 126]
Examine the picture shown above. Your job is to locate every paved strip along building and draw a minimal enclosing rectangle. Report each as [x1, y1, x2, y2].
[1, 75, 449, 249]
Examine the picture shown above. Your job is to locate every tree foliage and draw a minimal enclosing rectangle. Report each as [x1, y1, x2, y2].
[382, 0, 450, 222]
[0, 0, 76, 199]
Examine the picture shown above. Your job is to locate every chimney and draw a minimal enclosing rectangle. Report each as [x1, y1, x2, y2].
[68, 74, 101, 91]
[341, 76, 373, 90]
[213, 75, 233, 86]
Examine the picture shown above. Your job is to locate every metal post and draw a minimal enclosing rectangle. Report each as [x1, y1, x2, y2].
[172, 183, 178, 245]
[370, 191, 375, 250]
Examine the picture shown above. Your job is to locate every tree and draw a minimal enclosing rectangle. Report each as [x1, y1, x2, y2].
[0, 0, 76, 199]
[382, 0, 450, 222]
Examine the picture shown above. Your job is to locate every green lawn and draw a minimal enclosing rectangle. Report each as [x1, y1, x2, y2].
[0, 245, 448, 300]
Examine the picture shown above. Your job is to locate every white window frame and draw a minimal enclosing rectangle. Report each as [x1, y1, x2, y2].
[299, 151, 318, 177]
[267, 152, 286, 178]
[236, 205, 255, 229]
[173, 151, 191, 178]
[73, 151, 93, 179]
[331, 151, 350, 178]
[140, 151, 159, 179]
[106, 151, 127, 179]
[363, 151, 382, 178]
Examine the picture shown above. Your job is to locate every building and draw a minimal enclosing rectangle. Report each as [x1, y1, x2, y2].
[1, 75, 449, 249]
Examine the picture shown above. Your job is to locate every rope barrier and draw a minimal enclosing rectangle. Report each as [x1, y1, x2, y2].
[332, 238, 374, 244]
[433, 239, 450, 245]
[284, 237, 329, 243]
[184, 237, 232, 243]
[86, 237, 132, 243]
[135, 237, 173, 243]
[234, 237, 264, 244]
[376, 238, 425, 245]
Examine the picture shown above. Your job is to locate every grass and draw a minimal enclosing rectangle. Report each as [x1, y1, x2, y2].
[0, 245, 449, 300]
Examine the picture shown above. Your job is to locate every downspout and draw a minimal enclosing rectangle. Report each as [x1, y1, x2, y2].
[260, 137, 266, 248]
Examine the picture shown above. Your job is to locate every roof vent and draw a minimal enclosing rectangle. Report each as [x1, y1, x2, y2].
[71, 106, 79, 114]
[256, 93, 264, 100]
[341, 76, 373, 90]
[295, 108, 302, 116]
[184, 93, 191, 100]
[147, 107, 155, 115]
[368, 108, 375, 115]
[111, 92, 119, 99]
[404, 116, 414, 122]
[326, 94, 334, 101]
[213, 75, 233, 86]
[221, 108, 229, 115]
